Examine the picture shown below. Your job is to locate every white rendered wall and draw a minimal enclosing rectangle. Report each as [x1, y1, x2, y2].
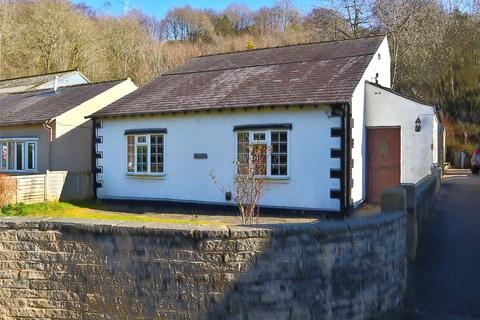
[351, 37, 392, 205]
[96, 106, 342, 212]
[365, 83, 437, 184]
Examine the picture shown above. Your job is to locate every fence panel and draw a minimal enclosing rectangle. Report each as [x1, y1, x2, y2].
[12, 171, 93, 204]
[15, 175, 46, 204]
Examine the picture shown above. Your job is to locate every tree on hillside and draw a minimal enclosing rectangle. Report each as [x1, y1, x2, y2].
[319, 0, 374, 37]
[224, 3, 254, 34]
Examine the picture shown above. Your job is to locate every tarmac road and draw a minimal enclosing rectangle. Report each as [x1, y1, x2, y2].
[400, 169, 480, 319]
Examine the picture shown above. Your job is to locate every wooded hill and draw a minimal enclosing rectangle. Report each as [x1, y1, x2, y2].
[0, 0, 479, 149]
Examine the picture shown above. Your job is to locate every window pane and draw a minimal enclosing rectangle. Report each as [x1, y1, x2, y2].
[16, 142, 24, 171]
[253, 132, 266, 142]
[7, 142, 14, 170]
[237, 132, 249, 174]
[27, 143, 35, 170]
[127, 136, 135, 172]
[150, 135, 164, 173]
[1, 143, 6, 171]
[137, 136, 146, 144]
[270, 131, 288, 176]
[271, 132, 279, 142]
[136, 145, 148, 172]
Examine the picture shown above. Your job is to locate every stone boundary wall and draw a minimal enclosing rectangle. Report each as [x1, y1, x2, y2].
[401, 167, 442, 261]
[0, 211, 406, 320]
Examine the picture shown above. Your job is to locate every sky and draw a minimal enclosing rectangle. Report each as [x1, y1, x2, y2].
[72, 0, 322, 18]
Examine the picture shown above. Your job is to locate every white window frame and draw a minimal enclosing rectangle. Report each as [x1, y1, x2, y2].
[0, 138, 38, 173]
[125, 133, 165, 176]
[235, 130, 290, 179]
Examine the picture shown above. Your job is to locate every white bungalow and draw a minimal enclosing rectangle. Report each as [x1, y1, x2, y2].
[90, 36, 442, 215]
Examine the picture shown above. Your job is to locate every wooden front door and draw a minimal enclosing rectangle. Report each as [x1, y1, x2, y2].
[367, 127, 401, 203]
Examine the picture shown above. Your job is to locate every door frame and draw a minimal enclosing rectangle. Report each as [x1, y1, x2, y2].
[366, 126, 401, 203]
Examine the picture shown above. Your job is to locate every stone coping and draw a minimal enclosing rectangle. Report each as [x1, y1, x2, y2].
[0, 210, 405, 239]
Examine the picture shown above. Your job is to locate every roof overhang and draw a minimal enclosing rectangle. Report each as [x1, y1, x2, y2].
[88, 101, 347, 119]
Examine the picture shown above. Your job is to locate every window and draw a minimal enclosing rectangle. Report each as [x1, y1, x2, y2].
[0, 139, 37, 172]
[236, 130, 288, 177]
[126, 134, 165, 175]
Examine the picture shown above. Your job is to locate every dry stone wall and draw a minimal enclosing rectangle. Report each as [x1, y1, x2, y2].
[0, 212, 406, 320]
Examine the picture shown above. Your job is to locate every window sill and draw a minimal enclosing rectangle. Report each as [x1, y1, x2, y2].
[236, 175, 290, 183]
[126, 173, 166, 179]
[260, 176, 289, 184]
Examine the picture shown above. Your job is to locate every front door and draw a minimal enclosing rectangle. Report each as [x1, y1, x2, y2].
[367, 127, 401, 203]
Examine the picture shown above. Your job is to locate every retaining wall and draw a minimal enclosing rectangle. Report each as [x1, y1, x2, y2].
[0, 207, 406, 320]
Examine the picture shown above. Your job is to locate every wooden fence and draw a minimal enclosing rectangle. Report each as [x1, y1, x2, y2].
[12, 171, 93, 204]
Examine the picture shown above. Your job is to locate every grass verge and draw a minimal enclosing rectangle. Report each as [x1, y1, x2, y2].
[0, 202, 226, 226]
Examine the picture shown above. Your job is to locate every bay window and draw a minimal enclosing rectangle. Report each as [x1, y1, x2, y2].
[126, 133, 165, 175]
[0, 139, 37, 172]
[236, 129, 289, 178]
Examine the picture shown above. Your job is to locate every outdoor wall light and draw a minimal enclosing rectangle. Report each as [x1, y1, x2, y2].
[415, 117, 422, 132]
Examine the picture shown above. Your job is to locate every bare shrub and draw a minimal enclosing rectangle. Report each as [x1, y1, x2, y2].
[0, 174, 16, 208]
[210, 144, 268, 224]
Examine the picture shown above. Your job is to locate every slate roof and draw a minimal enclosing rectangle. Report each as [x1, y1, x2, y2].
[92, 35, 385, 118]
[0, 69, 89, 94]
[0, 81, 122, 126]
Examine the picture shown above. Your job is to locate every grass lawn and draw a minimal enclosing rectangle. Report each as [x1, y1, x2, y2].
[0, 202, 227, 226]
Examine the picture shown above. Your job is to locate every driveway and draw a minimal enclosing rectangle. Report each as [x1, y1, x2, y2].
[400, 170, 480, 319]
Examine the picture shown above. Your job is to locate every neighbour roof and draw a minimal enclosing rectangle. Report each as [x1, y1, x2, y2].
[92, 35, 386, 118]
[0, 80, 122, 126]
[0, 69, 89, 94]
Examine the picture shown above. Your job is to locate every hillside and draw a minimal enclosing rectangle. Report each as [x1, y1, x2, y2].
[0, 0, 479, 151]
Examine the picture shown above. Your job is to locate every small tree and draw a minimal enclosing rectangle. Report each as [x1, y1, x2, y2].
[210, 144, 268, 224]
[0, 174, 16, 208]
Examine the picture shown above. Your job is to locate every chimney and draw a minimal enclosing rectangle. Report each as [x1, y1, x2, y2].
[53, 76, 59, 92]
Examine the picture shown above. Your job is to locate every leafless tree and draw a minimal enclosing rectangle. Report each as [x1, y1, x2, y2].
[209, 145, 269, 224]
[319, 0, 374, 38]
[224, 3, 254, 34]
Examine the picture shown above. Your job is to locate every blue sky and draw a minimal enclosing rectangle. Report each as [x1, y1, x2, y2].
[72, 0, 321, 18]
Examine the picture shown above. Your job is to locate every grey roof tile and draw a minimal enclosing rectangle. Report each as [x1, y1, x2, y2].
[93, 36, 385, 117]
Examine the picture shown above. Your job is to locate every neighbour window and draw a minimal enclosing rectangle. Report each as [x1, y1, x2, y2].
[126, 134, 165, 174]
[236, 130, 288, 177]
[0, 140, 37, 172]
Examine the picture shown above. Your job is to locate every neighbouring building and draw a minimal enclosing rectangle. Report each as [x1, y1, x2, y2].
[0, 69, 90, 94]
[0, 79, 137, 175]
[90, 36, 442, 215]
